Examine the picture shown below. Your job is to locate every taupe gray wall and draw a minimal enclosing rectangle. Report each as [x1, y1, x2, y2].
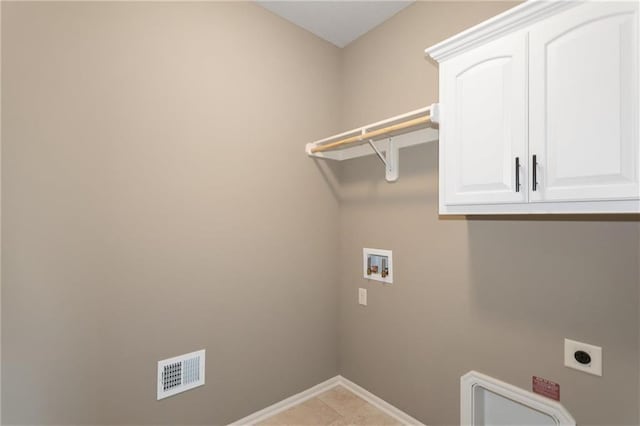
[3, 1, 640, 426]
[337, 2, 639, 425]
[1, 2, 341, 424]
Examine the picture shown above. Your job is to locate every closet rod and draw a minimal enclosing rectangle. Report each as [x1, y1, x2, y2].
[310, 114, 432, 154]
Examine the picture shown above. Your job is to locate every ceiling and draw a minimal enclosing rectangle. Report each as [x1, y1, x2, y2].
[256, 1, 414, 48]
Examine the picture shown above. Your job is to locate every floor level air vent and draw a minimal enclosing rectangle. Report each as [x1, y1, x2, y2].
[157, 349, 205, 400]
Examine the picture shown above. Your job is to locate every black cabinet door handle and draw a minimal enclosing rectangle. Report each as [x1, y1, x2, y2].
[532, 154, 538, 191]
[515, 157, 520, 192]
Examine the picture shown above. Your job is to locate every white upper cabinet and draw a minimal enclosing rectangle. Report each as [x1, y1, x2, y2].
[529, 2, 639, 203]
[427, 1, 640, 214]
[441, 33, 528, 205]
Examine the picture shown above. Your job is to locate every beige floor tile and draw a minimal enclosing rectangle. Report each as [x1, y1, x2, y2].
[317, 386, 368, 417]
[327, 403, 402, 426]
[258, 387, 403, 426]
[258, 397, 342, 426]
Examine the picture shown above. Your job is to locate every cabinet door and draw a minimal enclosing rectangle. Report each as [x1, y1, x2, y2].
[529, 2, 639, 202]
[441, 32, 528, 206]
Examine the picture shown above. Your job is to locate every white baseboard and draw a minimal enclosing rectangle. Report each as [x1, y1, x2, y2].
[338, 376, 426, 426]
[228, 375, 426, 426]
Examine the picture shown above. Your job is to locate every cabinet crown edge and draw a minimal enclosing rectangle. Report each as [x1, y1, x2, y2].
[425, 0, 577, 62]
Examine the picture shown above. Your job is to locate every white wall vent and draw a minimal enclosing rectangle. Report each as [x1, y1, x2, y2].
[157, 349, 205, 400]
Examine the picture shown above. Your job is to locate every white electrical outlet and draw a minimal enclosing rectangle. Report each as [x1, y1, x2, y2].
[564, 338, 602, 376]
[358, 288, 367, 306]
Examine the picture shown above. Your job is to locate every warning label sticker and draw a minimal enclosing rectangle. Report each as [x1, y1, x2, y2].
[532, 376, 560, 401]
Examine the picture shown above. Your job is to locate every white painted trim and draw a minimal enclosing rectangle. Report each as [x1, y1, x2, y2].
[440, 198, 640, 215]
[461, 371, 575, 426]
[228, 375, 426, 426]
[425, 0, 578, 62]
[338, 376, 426, 426]
[228, 376, 341, 426]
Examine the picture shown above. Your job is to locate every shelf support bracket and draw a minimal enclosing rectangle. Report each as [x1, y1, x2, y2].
[368, 139, 387, 167]
[368, 138, 399, 182]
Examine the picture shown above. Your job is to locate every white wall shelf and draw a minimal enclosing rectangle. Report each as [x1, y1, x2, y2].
[306, 104, 439, 182]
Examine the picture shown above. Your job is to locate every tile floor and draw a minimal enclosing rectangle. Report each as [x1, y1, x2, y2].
[257, 385, 402, 426]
